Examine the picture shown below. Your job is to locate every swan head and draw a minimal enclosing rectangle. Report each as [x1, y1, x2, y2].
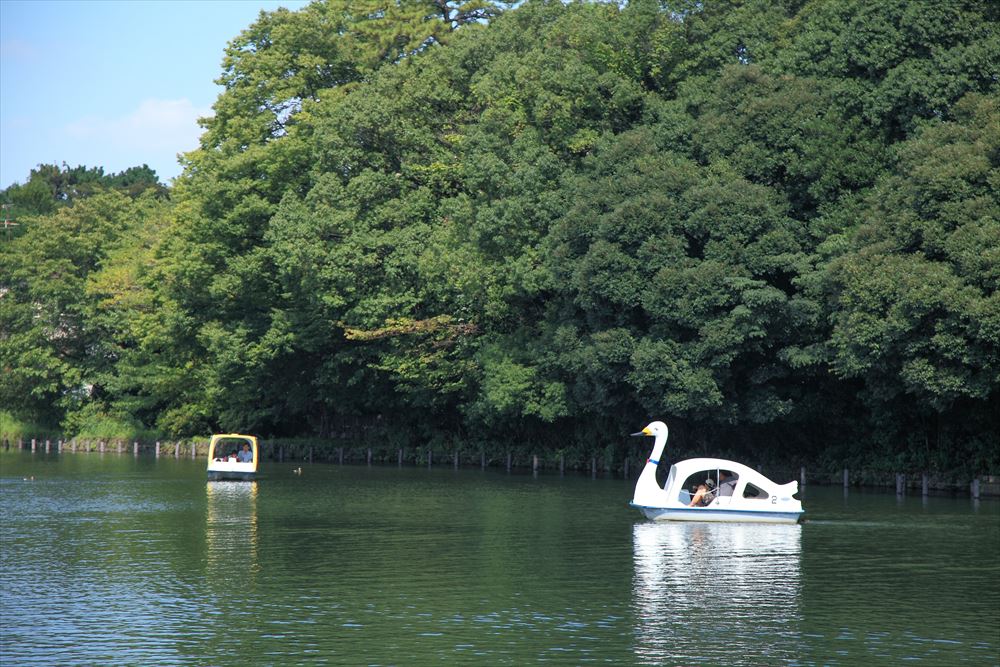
[632, 421, 670, 477]
[631, 421, 668, 438]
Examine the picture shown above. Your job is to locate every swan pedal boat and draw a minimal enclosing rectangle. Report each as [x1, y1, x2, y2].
[630, 421, 803, 524]
[206, 434, 259, 481]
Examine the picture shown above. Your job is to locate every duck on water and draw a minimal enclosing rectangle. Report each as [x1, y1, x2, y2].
[629, 421, 804, 524]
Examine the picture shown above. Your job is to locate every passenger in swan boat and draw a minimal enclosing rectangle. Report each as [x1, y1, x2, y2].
[688, 478, 716, 507]
[718, 470, 738, 497]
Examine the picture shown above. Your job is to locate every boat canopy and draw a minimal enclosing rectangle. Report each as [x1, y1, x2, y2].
[666, 457, 799, 500]
[207, 434, 259, 466]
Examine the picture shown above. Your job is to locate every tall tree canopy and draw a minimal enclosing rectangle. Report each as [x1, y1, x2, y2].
[2, 0, 997, 473]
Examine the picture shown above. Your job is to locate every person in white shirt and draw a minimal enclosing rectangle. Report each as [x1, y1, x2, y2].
[237, 443, 253, 463]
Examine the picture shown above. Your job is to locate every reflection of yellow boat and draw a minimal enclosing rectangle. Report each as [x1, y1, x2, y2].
[206, 434, 259, 481]
[206, 481, 259, 585]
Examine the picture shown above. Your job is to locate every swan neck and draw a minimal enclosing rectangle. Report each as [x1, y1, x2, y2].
[650, 432, 667, 462]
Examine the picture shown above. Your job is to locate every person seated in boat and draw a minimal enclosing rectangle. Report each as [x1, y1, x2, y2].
[227, 450, 238, 462]
[237, 443, 253, 463]
[718, 470, 738, 497]
[688, 478, 717, 507]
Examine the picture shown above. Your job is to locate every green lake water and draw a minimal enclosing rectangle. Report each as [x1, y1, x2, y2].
[1, 451, 997, 666]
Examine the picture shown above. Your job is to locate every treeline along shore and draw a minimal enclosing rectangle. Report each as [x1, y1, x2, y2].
[3, 432, 997, 499]
[1, 1, 998, 479]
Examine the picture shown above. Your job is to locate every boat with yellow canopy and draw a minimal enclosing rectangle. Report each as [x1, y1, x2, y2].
[206, 434, 259, 481]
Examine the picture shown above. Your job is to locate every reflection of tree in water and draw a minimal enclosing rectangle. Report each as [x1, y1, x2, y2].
[631, 522, 802, 665]
[206, 481, 259, 586]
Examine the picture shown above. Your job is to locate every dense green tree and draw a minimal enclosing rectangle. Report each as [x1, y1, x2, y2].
[775, 0, 999, 140]
[0, 163, 165, 220]
[0, 191, 166, 427]
[822, 93, 999, 469]
[3, 0, 997, 473]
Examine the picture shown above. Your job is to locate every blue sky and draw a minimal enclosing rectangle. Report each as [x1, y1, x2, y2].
[1, 0, 310, 189]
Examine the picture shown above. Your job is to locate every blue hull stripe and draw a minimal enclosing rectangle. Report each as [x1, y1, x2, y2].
[629, 502, 802, 520]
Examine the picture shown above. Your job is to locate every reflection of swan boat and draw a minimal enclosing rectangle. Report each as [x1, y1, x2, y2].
[632, 521, 802, 664]
[206, 434, 259, 481]
[630, 421, 804, 524]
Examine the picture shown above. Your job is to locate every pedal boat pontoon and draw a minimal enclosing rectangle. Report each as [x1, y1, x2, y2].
[206, 434, 259, 481]
[629, 421, 803, 524]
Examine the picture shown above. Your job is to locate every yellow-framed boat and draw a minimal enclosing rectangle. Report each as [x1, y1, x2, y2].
[206, 434, 259, 481]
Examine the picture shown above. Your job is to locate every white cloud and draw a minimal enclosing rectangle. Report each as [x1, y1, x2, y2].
[42, 98, 216, 183]
[64, 98, 212, 153]
[3, 99, 217, 186]
[0, 37, 40, 60]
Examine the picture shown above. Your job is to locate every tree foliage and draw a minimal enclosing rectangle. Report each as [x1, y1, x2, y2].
[2, 0, 997, 473]
[1, 163, 165, 220]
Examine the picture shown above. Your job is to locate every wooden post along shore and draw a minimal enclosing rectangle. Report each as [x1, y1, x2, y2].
[10, 436, 996, 500]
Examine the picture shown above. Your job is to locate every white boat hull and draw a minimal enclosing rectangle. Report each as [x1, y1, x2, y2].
[630, 502, 803, 524]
